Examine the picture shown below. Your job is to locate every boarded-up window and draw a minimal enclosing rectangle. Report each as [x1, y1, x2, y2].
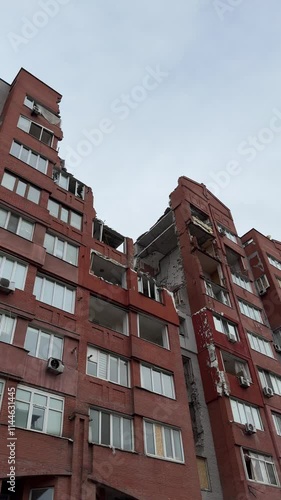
[197, 457, 211, 491]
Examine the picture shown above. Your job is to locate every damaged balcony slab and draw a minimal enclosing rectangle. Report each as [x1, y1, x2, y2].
[93, 218, 126, 253]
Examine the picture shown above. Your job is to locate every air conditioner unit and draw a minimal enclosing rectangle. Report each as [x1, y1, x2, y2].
[218, 228, 226, 236]
[32, 104, 40, 115]
[47, 357, 64, 375]
[239, 376, 250, 388]
[263, 386, 274, 398]
[0, 277, 15, 294]
[274, 344, 281, 353]
[244, 422, 256, 435]
[228, 332, 237, 343]
[259, 289, 267, 296]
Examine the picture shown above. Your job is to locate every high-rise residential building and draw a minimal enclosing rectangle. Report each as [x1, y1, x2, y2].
[0, 69, 202, 500]
[135, 177, 281, 500]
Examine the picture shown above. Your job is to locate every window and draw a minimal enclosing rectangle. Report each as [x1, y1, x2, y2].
[247, 332, 274, 358]
[17, 116, 53, 146]
[0, 207, 34, 240]
[10, 141, 48, 173]
[272, 413, 281, 436]
[44, 233, 78, 266]
[242, 449, 279, 486]
[218, 225, 237, 243]
[0, 380, 5, 409]
[24, 327, 63, 360]
[89, 296, 128, 335]
[259, 369, 281, 396]
[221, 351, 251, 380]
[87, 346, 129, 387]
[53, 169, 85, 199]
[90, 252, 126, 287]
[276, 277, 281, 289]
[89, 408, 133, 451]
[138, 314, 169, 348]
[213, 314, 238, 341]
[238, 300, 264, 323]
[268, 254, 281, 271]
[230, 399, 263, 430]
[197, 457, 211, 491]
[2, 172, 40, 204]
[141, 364, 175, 399]
[243, 238, 254, 248]
[30, 488, 54, 500]
[33, 276, 75, 314]
[144, 420, 184, 462]
[255, 275, 270, 293]
[138, 274, 161, 302]
[15, 386, 63, 436]
[0, 313, 16, 344]
[231, 272, 252, 292]
[47, 199, 82, 230]
[0, 254, 27, 290]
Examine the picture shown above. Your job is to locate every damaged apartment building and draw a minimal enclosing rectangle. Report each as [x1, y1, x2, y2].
[1, 68, 281, 500]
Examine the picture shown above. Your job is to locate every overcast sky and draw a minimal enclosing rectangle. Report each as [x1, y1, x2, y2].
[1, 1, 281, 241]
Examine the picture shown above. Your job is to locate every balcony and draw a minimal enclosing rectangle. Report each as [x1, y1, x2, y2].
[204, 279, 231, 306]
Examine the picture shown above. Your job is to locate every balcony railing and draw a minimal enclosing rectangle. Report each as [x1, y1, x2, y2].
[204, 279, 231, 306]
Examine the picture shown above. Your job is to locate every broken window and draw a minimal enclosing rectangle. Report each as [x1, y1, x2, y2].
[197, 457, 211, 491]
[242, 449, 279, 486]
[138, 273, 161, 301]
[93, 218, 126, 253]
[89, 296, 128, 335]
[53, 168, 85, 200]
[138, 314, 168, 348]
[221, 351, 251, 381]
[90, 252, 126, 287]
[179, 316, 187, 337]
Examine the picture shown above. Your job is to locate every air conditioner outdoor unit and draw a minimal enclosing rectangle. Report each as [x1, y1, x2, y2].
[228, 332, 237, 343]
[274, 344, 281, 353]
[259, 289, 267, 296]
[0, 277, 15, 294]
[239, 376, 251, 388]
[218, 228, 226, 236]
[263, 386, 274, 398]
[47, 358, 64, 375]
[244, 422, 256, 435]
[32, 104, 40, 115]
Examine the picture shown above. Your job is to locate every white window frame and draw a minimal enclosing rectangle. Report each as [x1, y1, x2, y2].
[33, 275, 75, 314]
[0, 207, 34, 241]
[238, 300, 264, 323]
[47, 198, 82, 230]
[138, 274, 161, 302]
[17, 115, 54, 147]
[24, 326, 63, 360]
[0, 379, 5, 410]
[231, 272, 252, 292]
[242, 449, 279, 486]
[255, 275, 270, 293]
[143, 420, 184, 463]
[44, 233, 78, 266]
[2, 171, 41, 204]
[230, 398, 263, 430]
[29, 488, 54, 500]
[259, 369, 281, 396]
[247, 332, 274, 358]
[15, 385, 64, 436]
[140, 364, 175, 399]
[86, 346, 130, 387]
[10, 140, 48, 173]
[218, 225, 237, 243]
[272, 412, 281, 436]
[213, 314, 239, 341]
[268, 254, 281, 271]
[0, 254, 28, 290]
[0, 313, 16, 344]
[89, 408, 134, 452]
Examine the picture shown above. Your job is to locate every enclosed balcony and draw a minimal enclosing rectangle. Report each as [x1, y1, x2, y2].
[204, 279, 231, 306]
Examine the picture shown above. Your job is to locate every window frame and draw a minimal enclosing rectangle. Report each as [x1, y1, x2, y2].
[242, 448, 279, 486]
[137, 313, 169, 349]
[29, 488, 54, 500]
[1, 171, 41, 204]
[86, 346, 130, 387]
[33, 275, 76, 314]
[268, 254, 281, 271]
[0, 379, 5, 410]
[24, 326, 63, 361]
[44, 232, 79, 266]
[140, 364, 175, 399]
[0, 207, 34, 241]
[0, 313, 17, 344]
[17, 115, 54, 147]
[247, 332, 274, 358]
[272, 412, 281, 436]
[0, 253, 28, 290]
[15, 385, 64, 436]
[238, 299, 264, 323]
[137, 274, 161, 302]
[213, 314, 239, 341]
[10, 140, 48, 173]
[230, 398, 263, 430]
[218, 225, 237, 243]
[231, 272, 252, 292]
[143, 419, 184, 463]
[47, 198, 82, 231]
[258, 369, 281, 396]
[89, 408, 134, 452]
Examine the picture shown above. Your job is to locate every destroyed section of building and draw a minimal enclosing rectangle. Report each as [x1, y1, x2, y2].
[135, 208, 224, 500]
